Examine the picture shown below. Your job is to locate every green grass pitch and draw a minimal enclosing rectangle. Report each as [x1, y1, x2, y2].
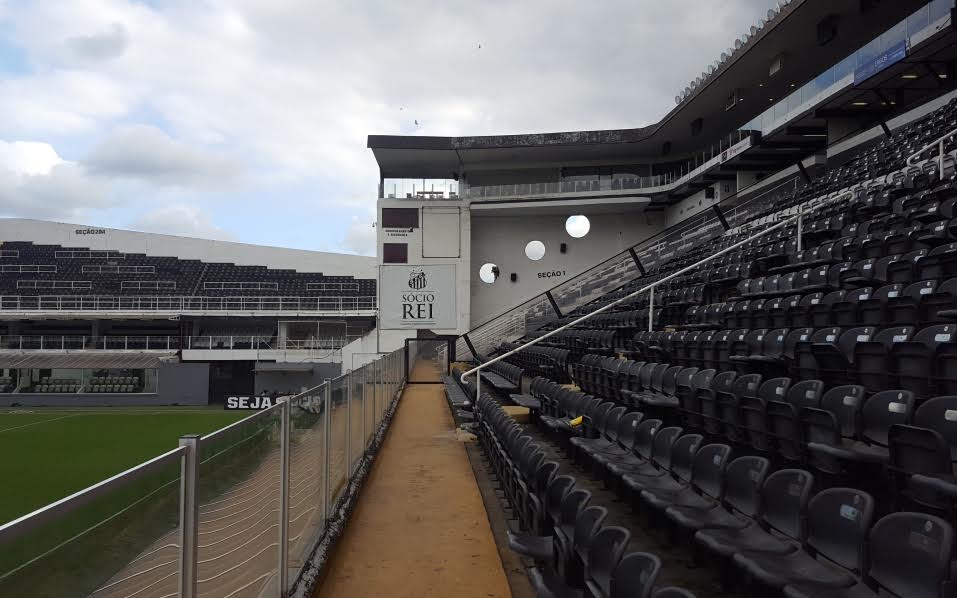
[0, 406, 247, 525]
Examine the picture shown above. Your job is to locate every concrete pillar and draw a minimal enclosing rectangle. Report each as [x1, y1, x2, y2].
[277, 321, 289, 349]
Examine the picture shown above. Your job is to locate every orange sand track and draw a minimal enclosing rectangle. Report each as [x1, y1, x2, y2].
[315, 361, 511, 598]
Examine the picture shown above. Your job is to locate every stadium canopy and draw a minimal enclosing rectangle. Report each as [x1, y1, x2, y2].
[369, 0, 931, 178]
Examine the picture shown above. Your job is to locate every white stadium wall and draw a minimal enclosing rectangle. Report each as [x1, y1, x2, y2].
[469, 208, 662, 324]
[0, 218, 376, 277]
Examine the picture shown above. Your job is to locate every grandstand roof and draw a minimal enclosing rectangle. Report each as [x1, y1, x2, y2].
[0, 218, 376, 277]
[369, 0, 931, 178]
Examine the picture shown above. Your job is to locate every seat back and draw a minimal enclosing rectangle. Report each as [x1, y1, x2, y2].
[632, 419, 662, 460]
[661, 366, 682, 396]
[805, 487, 874, 572]
[646, 425, 680, 467]
[610, 552, 661, 598]
[722, 456, 770, 518]
[684, 369, 715, 428]
[572, 506, 608, 560]
[761, 469, 814, 540]
[819, 385, 866, 438]
[544, 475, 576, 529]
[690, 443, 732, 499]
[913, 395, 957, 461]
[768, 380, 824, 461]
[615, 412, 645, 451]
[862, 390, 915, 446]
[558, 489, 592, 540]
[585, 526, 631, 598]
[867, 512, 954, 598]
[669, 434, 704, 482]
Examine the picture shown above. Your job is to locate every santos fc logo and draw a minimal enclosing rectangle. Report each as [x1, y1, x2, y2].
[408, 268, 427, 290]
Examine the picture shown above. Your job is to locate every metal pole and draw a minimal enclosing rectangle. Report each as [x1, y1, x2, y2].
[360, 370, 366, 449]
[796, 205, 803, 253]
[941, 139, 946, 179]
[178, 435, 200, 598]
[346, 374, 352, 475]
[322, 380, 331, 520]
[476, 369, 482, 408]
[648, 286, 654, 332]
[278, 397, 290, 596]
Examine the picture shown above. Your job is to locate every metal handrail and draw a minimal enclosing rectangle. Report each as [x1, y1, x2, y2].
[906, 126, 957, 174]
[460, 207, 809, 388]
[0, 445, 186, 544]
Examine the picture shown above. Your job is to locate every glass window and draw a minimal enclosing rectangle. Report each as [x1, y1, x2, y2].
[857, 37, 881, 67]
[833, 54, 856, 81]
[787, 89, 803, 113]
[930, 0, 951, 22]
[908, 5, 930, 37]
[881, 21, 906, 51]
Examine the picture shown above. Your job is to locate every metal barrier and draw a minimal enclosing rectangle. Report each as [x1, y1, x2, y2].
[0, 335, 351, 351]
[0, 348, 407, 597]
[0, 296, 378, 313]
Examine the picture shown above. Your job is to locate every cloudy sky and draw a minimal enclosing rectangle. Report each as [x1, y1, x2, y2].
[0, 0, 779, 256]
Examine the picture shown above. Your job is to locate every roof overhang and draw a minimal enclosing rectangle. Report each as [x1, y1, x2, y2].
[369, 0, 932, 177]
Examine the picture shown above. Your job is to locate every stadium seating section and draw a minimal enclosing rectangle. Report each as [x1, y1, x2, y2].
[0, 241, 376, 297]
[446, 97, 957, 598]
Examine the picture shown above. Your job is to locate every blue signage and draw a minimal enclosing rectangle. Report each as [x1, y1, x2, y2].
[854, 39, 907, 85]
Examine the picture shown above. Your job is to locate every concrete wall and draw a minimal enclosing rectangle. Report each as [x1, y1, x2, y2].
[1, 362, 209, 406]
[469, 209, 659, 324]
[0, 218, 376, 277]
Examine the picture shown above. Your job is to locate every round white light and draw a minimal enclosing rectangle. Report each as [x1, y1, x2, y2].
[565, 215, 591, 238]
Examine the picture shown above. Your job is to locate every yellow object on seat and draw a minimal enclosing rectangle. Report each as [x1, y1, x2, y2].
[569, 416, 584, 427]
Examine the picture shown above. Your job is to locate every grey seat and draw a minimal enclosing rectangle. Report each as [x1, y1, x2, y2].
[694, 468, 814, 559]
[640, 443, 732, 514]
[665, 455, 769, 533]
[732, 487, 874, 592]
[783, 512, 954, 598]
[583, 526, 631, 598]
[608, 552, 660, 598]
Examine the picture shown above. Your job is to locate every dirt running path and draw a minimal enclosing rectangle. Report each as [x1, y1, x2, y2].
[315, 361, 511, 598]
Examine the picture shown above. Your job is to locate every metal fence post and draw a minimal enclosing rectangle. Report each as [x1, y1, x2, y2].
[940, 139, 946, 179]
[178, 435, 200, 598]
[278, 398, 290, 596]
[346, 374, 352, 475]
[648, 286, 655, 332]
[476, 369, 482, 408]
[796, 204, 804, 253]
[322, 381, 331, 520]
[360, 370, 366, 450]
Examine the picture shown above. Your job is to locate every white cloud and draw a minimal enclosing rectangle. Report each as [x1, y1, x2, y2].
[341, 217, 376, 256]
[66, 22, 128, 61]
[0, 140, 112, 219]
[129, 203, 236, 241]
[0, 140, 63, 175]
[0, 0, 782, 245]
[84, 124, 241, 189]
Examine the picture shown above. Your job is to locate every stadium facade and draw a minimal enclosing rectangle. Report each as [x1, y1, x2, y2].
[0, 218, 377, 406]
